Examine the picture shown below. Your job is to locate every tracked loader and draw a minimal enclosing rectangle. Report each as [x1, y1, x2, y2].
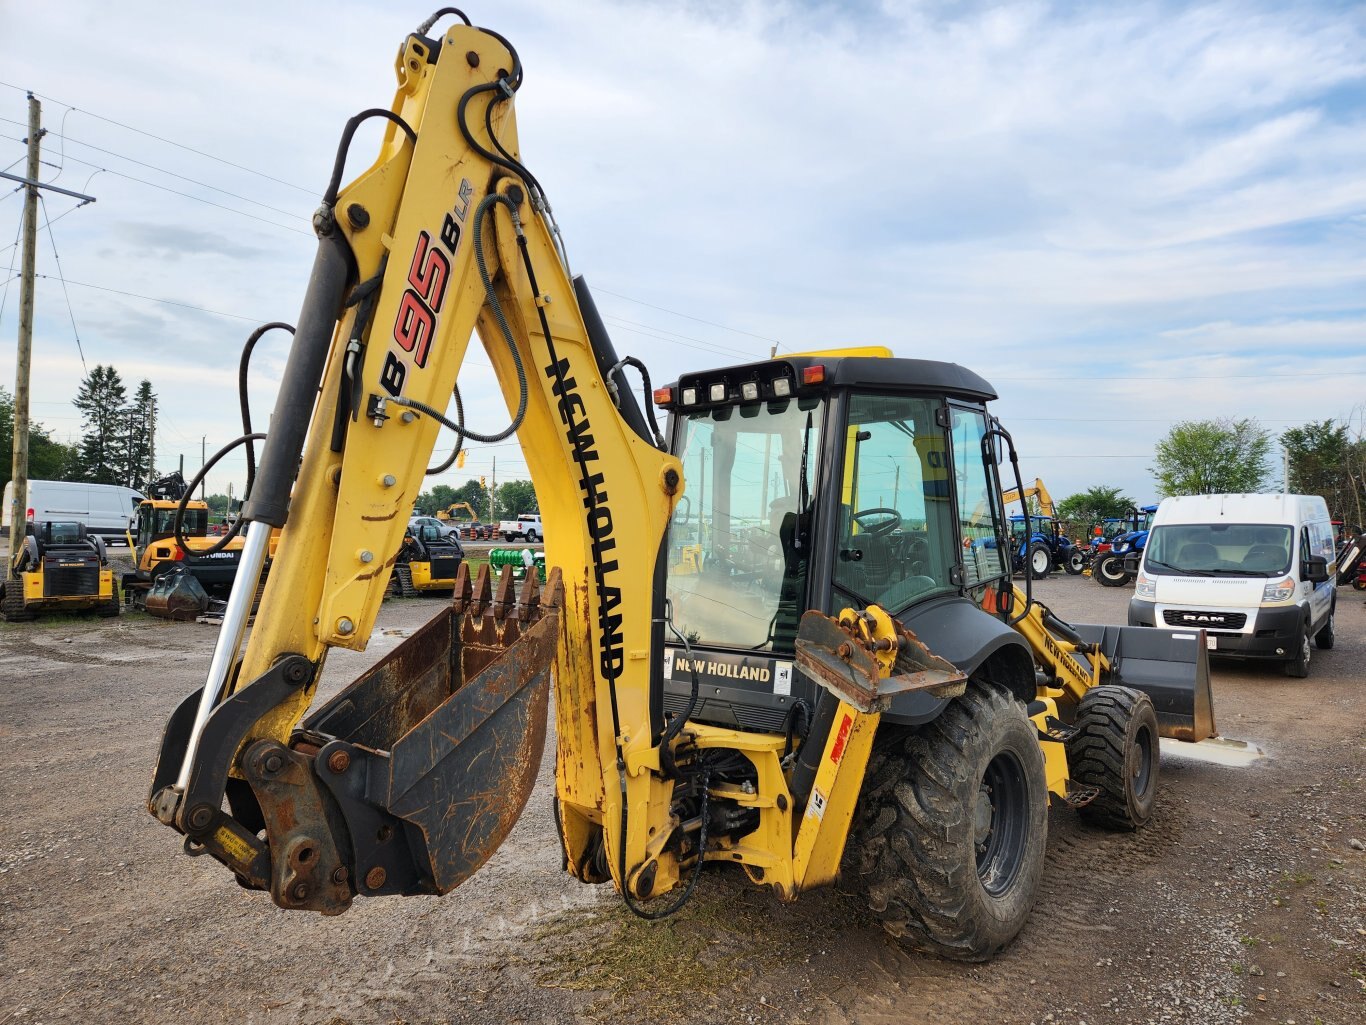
[147, 8, 1216, 962]
[2, 520, 118, 621]
[388, 522, 464, 597]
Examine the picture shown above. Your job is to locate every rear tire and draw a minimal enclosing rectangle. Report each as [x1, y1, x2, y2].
[1093, 554, 1130, 587]
[842, 682, 1048, 962]
[1314, 607, 1334, 650]
[525, 530, 538, 544]
[1066, 686, 1159, 831]
[1284, 627, 1311, 678]
[1028, 542, 1052, 580]
[1064, 550, 1085, 575]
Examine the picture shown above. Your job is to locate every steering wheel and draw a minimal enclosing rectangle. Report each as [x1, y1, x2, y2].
[851, 507, 902, 537]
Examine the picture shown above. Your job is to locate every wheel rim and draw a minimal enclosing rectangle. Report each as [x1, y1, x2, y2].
[1100, 558, 1123, 581]
[1131, 722, 1155, 799]
[1302, 634, 1311, 667]
[1032, 550, 1050, 575]
[974, 751, 1030, 897]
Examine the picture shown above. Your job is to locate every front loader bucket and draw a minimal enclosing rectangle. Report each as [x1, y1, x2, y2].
[1073, 623, 1216, 742]
[240, 564, 562, 914]
[144, 565, 210, 620]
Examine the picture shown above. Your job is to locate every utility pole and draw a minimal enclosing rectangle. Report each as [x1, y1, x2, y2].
[490, 455, 497, 523]
[200, 435, 207, 501]
[7, 95, 41, 563]
[5, 93, 96, 561]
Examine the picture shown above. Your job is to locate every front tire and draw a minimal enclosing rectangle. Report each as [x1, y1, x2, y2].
[1028, 542, 1052, 580]
[1284, 626, 1311, 678]
[842, 682, 1048, 962]
[1064, 549, 1085, 575]
[1066, 686, 1159, 831]
[1093, 553, 1130, 587]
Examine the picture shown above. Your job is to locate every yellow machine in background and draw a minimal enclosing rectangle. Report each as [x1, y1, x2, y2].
[435, 501, 479, 524]
[2, 520, 118, 621]
[147, 10, 1215, 962]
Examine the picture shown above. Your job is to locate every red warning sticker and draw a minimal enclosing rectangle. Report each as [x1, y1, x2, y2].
[829, 713, 854, 765]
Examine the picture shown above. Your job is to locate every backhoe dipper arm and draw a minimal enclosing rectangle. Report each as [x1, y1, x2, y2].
[148, 15, 688, 913]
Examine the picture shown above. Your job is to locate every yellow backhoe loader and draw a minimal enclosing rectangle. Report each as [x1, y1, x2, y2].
[148, 10, 1215, 961]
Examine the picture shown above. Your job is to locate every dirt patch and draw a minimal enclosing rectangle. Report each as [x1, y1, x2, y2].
[1, 576, 1363, 1024]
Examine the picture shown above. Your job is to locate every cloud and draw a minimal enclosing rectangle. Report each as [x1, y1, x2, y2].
[0, 0, 1361, 504]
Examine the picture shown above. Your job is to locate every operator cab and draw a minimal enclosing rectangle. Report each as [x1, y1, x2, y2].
[658, 353, 1014, 734]
[136, 503, 209, 551]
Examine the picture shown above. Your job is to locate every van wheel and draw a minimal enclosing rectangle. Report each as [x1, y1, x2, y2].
[1314, 607, 1334, 650]
[1066, 687, 1159, 831]
[842, 682, 1048, 961]
[1093, 554, 1130, 587]
[1284, 627, 1311, 678]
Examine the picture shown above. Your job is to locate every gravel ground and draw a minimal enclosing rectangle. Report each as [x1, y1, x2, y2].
[1, 572, 1363, 1025]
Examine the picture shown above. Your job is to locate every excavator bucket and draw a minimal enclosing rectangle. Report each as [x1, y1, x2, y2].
[240, 564, 562, 914]
[1073, 623, 1217, 742]
[144, 565, 210, 620]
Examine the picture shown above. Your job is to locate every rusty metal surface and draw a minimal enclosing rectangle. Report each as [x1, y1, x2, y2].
[795, 610, 967, 712]
[300, 564, 564, 899]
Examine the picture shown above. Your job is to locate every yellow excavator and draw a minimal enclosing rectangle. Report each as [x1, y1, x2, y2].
[435, 501, 479, 524]
[148, 10, 1216, 961]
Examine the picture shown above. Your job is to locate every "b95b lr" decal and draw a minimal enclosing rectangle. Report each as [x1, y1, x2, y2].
[380, 178, 473, 398]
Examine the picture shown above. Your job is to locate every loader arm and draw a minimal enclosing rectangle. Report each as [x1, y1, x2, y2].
[148, 17, 690, 912]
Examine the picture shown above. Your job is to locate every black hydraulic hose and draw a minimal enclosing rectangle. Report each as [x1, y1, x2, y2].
[416, 7, 470, 33]
[986, 422, 1033, 626]
[238, 322, 295, 491]
[242, 232, 354, 528]
[322, 110, 416, 209]
[622, 765, 711, 922]
[174, 435, 268, 558]
[608, 355, 666, 450]
[425, 383, 466, 475]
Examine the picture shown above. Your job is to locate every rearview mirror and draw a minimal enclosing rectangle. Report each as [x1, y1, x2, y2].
[1302, 554, 1329, 584]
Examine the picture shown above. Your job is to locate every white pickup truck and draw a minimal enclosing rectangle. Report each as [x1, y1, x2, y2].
[498, 514, 542, 543]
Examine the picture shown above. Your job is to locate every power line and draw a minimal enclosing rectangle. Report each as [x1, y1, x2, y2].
[0, 123, 308, 222]
[0, 201, 81, 255]
[0, 129, 312, 236]
[0, 82, 316, 195]
[37, 193, 88, 372]
[592, 285, 784, 349]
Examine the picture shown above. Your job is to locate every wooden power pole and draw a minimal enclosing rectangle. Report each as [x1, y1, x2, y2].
[4, 93, 96, 563]
[6, 95, 42, 563]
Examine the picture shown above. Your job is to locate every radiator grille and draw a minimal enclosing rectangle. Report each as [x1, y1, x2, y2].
[663, 692, 788, 734]
[43, 557, 100, 597]
[429, 556, 460, 580]
[1163, 609, 1246, 629]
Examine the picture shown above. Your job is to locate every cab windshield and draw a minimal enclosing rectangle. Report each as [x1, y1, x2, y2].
[139, 506, 208, 546]
[665, 397, 822, 653]
[1146, 523, 1292, 576]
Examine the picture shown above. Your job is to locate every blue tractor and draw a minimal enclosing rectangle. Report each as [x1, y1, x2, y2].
[1091, 504, 1157, 587]
[1009, 514, 1085, 579]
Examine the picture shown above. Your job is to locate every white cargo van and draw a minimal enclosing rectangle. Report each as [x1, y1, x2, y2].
[1128, 494, 1335, 678]
[2, 479, 144, 545]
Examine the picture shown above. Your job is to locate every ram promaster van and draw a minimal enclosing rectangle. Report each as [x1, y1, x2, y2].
[1128, 494, 1335, 678]
[2, 480, 143, 545]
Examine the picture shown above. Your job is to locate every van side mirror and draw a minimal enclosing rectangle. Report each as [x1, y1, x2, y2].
[1302, 554, 1329, 584]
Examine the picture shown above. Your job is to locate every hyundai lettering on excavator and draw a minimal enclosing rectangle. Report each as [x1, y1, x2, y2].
[148, 9, 1217, 961]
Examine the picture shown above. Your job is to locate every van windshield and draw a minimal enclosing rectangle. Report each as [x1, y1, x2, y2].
[1146, 523, 1292, 577]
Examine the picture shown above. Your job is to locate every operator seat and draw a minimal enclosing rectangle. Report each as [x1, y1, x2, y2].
[1177, 542, 1218, 568]
[1241, 544, 1288, 573]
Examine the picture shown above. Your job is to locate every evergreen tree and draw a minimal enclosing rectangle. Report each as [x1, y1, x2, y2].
[73, 364, 128, 484]
[0, 387, 78, 490]
[122, 379, 158, 490]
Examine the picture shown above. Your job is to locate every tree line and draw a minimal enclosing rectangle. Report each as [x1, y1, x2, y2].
[414, 478, 538, 521]
[2, 364, 159, 494]
[1054, 415, 1366, 530]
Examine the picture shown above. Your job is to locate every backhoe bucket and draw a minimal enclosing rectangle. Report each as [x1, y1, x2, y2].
[1073, 623, 1216, 742]
[243, 564, 562, 914]
[144, 565, 210, 620]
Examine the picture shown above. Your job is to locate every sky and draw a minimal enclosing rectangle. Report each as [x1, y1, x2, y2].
[1, 0, 1363, 509]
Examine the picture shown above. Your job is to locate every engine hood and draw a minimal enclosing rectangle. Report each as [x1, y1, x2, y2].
[1151, 574, 1266, 609]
